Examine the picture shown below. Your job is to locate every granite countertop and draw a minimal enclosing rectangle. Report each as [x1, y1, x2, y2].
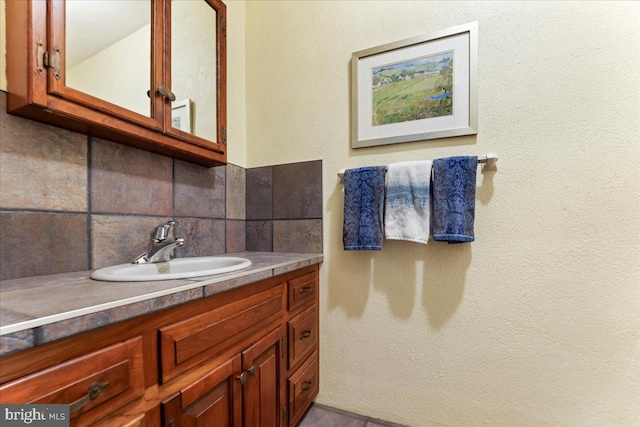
[0, 252, 323, 356]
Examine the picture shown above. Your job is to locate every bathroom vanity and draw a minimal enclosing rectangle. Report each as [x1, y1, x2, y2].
[0, 253, 322, 427]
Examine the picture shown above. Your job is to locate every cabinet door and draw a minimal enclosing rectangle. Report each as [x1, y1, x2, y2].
[6, 0, 227, 166]
[242, 326, 286, 427]
[163, 0, 227, 150]
[161, 356, 243, 427]
[48, 0, 163, 130]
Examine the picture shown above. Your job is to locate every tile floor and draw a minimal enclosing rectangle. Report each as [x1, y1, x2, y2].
[298, 403, 408, 427]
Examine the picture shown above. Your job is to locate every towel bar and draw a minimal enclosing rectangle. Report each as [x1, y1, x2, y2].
[337, 153, 498, 183]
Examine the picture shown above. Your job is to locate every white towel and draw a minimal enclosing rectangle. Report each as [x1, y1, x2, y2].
[384, 160, 433, 244]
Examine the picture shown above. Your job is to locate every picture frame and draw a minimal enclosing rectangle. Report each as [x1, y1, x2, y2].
[171, 99, 192, 133]
[351, 22, 478, 148]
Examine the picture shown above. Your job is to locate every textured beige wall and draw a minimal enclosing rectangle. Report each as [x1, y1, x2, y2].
[245, 1, 640, 426]
[225, 0, 246, 166]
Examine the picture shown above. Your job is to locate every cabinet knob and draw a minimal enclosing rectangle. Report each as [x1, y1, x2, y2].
[237, 371, 248, 385]
[248, 365, 257, 377]
[157, 86, 177, 102]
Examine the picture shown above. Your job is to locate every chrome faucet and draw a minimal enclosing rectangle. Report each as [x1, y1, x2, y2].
[133, 220, 185, 264]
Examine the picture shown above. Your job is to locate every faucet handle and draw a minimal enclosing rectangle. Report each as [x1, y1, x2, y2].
[151, 220, 175, 242]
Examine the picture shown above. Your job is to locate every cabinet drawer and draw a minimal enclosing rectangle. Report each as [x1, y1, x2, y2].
[288, 350, 318, 425]
[288, 272, 317, 312]
[287, 305, 317, 369]
[159, 285, 284, 382]
[0, 336, 144, 426]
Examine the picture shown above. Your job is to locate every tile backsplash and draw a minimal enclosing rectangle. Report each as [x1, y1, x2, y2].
[246, 161, 323, 254]
[0, 91, 322, 281]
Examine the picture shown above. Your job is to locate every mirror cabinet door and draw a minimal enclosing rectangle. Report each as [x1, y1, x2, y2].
[6, 0, 226, 164]
[50, 0, 161, 128]
[64, 0, 152, 117]
[167, 0, 226, 146]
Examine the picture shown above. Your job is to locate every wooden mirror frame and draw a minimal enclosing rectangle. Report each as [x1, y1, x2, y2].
[6, 0, 227, 167]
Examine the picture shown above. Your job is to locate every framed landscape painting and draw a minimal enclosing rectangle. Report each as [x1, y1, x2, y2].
[351, 22, 478, 148]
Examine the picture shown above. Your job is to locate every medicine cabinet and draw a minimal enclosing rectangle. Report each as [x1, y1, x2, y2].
[6, 0, 227, 166]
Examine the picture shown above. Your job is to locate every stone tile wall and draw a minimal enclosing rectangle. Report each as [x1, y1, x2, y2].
[0, 91, 322, 281]
[246, 161, 323, 254]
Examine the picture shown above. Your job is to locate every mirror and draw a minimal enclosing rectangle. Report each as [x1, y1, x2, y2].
[63, 0, 223, 146]
[65, 0, 152, 117]
[170, 0, 218, 142]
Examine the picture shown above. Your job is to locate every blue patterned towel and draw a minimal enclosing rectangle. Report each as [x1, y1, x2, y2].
[432, 156, 478, 243]
[385, 160, 433, 244]
[343, 166, 386, 250]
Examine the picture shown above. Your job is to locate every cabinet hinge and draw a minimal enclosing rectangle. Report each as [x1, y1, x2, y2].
[221, 126, 227, 144]
[280, 337, 286, 358]
[37, 42, 61, 80]
[36, 41, 45, 75]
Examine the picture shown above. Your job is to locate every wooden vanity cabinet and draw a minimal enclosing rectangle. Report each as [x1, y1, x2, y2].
[158, 284, 285, 383]
[161, 355, 243, 427]
[0, 337, 145, 426]
[0, 264, 320, 427]
[5, 0, 227, 167]
[285, 272, 320, 427]
[243, 326, 289, 427]
[161, 326, 287, 427]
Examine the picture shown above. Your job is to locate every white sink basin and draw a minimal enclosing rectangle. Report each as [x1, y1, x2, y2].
[90, 256, 252, 282]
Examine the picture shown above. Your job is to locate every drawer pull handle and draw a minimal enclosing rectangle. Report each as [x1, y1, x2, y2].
[299, 286, 313, 295]
[69, 381, 109, 413]
[301, 380, 312, 392]
[299, 330, 312, 340]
